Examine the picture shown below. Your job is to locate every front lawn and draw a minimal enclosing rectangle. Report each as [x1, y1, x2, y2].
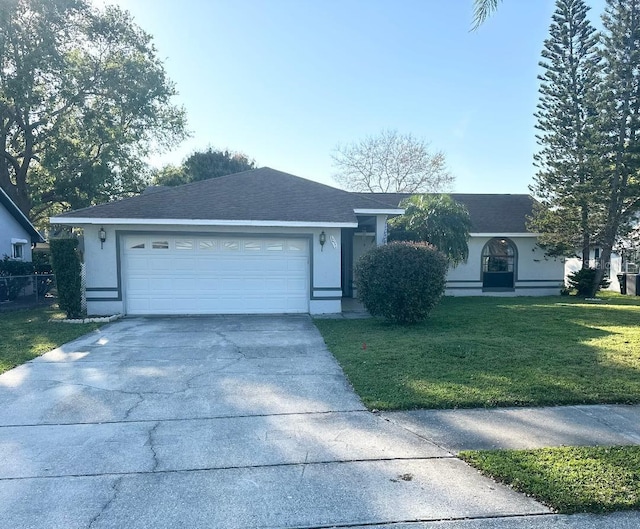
[0, 306, 102, 374]
[314, 295, 640, 409]
[460, 446, 640, 513]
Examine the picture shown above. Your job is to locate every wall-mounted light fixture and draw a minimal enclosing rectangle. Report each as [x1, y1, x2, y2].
[319, 230, 326, 251]
[99, 227, 107, 249]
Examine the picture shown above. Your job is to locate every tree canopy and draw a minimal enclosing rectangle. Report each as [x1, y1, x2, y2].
[530, 0, 640, 295]
[0, 0, 187, 222]
[594, 0, 640, 291]
[388, 194, 471, 266]
[529, 0, 603, 265]
[331, 130, 453, 193]
[152, 148, 256, 187]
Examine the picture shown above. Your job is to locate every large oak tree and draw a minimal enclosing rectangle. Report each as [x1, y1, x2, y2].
[0, 0, 187, 222]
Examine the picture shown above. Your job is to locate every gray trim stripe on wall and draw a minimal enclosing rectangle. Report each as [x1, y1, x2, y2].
[86, 297, 122, 302]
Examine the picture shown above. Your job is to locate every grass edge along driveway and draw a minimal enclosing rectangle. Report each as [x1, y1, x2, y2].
[0, 306, 102, 374]
[460, 446, 640, 514]
[314, 294, 640, 410]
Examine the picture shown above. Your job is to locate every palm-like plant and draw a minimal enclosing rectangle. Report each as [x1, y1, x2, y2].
[472, 0, 503, 29]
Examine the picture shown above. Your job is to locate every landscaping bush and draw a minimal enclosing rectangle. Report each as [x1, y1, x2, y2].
[50, 238, 83, 318]
[0, 257, 34, 300]
[32, 251, 54, 296]
[567, 267, 610, 297]
[355, 241, 448, 324]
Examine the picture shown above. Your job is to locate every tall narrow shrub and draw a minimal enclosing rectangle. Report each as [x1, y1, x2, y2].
[50, 238, 83, 318]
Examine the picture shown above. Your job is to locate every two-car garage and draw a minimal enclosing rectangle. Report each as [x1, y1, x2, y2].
[122, 235, 310, 315]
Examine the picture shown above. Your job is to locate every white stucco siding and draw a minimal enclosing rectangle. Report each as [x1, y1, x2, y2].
[0, 205, 32, 261]
[81, 224, 342, 315]
[446, 235, 564, 297]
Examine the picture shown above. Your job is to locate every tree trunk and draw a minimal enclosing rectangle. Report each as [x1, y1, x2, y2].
[581, 206, 590, 267]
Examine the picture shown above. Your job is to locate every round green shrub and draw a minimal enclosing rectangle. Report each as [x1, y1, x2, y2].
[355, 241, 448, 324]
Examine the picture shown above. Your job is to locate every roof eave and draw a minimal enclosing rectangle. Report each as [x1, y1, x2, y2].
[49, 217, 358, 228]
[353, 208, 405, 215]
[470, 232, 538, 237]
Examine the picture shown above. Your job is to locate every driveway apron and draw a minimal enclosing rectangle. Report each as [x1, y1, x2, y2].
[0, 315, 549, 528]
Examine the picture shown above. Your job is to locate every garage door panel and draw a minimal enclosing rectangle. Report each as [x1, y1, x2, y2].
[123, 236, 309, 315]
[126, 256, 150, 271]
[287, 278, 307, 290]
[149, 260, 173, 271]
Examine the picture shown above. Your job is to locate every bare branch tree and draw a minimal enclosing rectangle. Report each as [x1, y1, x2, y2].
[331, 130, 453, 193]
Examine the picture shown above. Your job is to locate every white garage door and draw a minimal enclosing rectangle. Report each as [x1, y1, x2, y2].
[123, 235, 309, 315]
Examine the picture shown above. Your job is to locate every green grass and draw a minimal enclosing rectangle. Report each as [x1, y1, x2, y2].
[0, 306, 102, 374]
[314, 294, 640, 410]
[460, 446, 640, 513]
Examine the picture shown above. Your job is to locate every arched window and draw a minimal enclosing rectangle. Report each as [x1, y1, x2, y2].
[481, 238, 517, 289]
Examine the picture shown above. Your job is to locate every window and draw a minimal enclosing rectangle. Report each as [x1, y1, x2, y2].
[11, 239, 27, 260]
[129, 239, 146, 249]
[12, 243, 24, 260]
[244, 241, 262, 251]
[199, 240, 216, 251]
[266, 241, 284, 251]
[481, 238, 517, 289]
[287, 240, 305, 252]
[482, 238, 516, 273]
[222, 240, 239, 251]
[175, 240, 194, 250]
[152, 241, 169, 249]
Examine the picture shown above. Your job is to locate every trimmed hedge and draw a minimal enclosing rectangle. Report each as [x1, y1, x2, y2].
[50, 238, 83, 318]
[355, 242, 448, 324]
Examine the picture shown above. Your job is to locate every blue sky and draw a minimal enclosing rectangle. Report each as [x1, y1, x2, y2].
[99, 0, 607, 193]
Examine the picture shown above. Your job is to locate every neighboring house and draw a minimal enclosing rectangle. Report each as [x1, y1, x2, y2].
[50, 168, 564, 316]
[0, 187, 44, 262]
[565, 247, 627, 293]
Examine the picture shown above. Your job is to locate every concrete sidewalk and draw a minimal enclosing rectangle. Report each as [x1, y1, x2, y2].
[381, 404, 640, 453]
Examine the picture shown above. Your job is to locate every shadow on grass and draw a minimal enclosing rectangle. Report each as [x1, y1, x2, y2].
[314, 296, 640, 409]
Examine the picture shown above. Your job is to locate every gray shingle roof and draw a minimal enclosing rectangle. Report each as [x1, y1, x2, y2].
[56, 168, 397, 225]
[358, 193, 535, 233]
[54, 167, 533, 233]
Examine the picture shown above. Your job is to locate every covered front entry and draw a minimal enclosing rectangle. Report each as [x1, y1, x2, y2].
[341, 215, 385, 297]
[122, 234, 309, 314]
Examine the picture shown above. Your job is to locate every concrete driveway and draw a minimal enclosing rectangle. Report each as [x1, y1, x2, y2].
[0, 315, 555, 528]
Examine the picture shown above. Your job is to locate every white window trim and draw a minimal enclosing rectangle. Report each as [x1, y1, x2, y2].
[11, 242, 26, 260]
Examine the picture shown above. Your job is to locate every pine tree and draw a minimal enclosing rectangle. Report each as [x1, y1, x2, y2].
[529, 0, 603, 266]
[591, 0, 640, 295]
